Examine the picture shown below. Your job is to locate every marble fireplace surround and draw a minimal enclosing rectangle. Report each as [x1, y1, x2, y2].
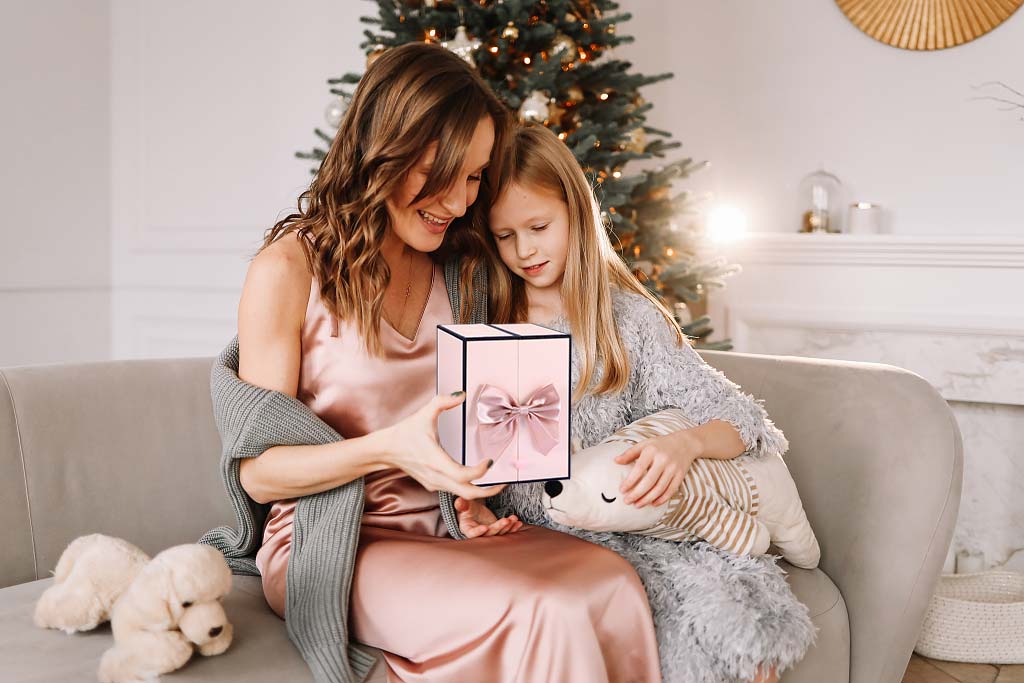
[709, 234, 1024, 569]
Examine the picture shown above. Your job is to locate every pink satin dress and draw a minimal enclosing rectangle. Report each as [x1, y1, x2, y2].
[255, 263, 662, 683]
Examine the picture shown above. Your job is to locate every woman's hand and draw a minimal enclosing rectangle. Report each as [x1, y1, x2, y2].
[378, 391, 506, 502]
[615, 430, 703, 508]
[454, 497, 524, 538]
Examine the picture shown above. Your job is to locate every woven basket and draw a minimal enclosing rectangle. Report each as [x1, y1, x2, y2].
[915, 570, 1024, 664]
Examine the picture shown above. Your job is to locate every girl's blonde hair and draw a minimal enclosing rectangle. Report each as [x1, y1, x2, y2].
[262, 43, 510, 356]
[484, 124, 683, 400]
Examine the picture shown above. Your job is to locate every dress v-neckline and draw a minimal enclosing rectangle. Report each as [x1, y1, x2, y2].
[382, 263, 435, 344]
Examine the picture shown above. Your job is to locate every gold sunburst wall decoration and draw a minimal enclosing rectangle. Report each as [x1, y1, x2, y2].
[836, 0, 1024, 50]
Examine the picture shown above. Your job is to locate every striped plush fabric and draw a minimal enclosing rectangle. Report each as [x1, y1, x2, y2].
[607, 410, 764, 555]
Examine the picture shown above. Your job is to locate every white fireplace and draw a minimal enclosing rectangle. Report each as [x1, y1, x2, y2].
[709, 233, 1024, 569]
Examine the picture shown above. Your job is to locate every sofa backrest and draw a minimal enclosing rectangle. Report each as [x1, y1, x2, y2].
[0, 357, 231, 588]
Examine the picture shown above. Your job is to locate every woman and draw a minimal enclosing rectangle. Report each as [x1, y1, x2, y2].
[234, 43, 661, 683]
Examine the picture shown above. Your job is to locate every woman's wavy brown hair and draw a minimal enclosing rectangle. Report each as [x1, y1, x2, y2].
[262, 43, 511, 356]
[482, 124, 683, 400]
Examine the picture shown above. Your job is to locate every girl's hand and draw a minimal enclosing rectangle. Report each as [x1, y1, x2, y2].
[380, 392, 506, 501]
[614, 430, 702, 508]
[454, 497, 525, 538]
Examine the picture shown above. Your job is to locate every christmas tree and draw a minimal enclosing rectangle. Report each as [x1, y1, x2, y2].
[300, 0, 738, 348]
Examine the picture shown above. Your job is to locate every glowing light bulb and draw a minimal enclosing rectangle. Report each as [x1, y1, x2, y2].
[706, 205, 748, 244]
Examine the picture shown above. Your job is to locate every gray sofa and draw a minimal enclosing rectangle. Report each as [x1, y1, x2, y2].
[0, 350, 962, 683]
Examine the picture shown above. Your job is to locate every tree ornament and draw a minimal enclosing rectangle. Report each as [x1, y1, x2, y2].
[324, 97, 347, 128]
[442, 25, 482, 66]
[565, 85, 584, 105]
[551, 32, 576, 65]
[423, 0, 437, 6]
[627, 126, 647, 152]
[366, 44, 388, 68]
[501, 21, 519, 40]
[518, 90, 550, 123]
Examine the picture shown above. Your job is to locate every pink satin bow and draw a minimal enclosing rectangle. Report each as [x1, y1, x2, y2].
[475, 384, 561, 467]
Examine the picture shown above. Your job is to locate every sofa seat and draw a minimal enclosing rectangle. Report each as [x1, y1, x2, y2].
[0, 575, 388, 683]
[0, 559, 845, 682]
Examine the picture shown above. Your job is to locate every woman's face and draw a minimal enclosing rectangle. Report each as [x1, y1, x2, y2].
[488, 181, 570, 295]
[386, 116, 495, 253]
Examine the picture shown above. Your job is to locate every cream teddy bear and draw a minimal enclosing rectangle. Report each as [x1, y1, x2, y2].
[34, 534, 151, 634]
[97, 544, 234, 683]
[543, 409, 821, 569]
[34, 535, 234, 682]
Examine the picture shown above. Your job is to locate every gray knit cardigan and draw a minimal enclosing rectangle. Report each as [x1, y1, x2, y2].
[199, 259, 483, 683]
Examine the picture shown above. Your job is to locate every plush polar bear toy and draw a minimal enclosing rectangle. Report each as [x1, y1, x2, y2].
[34, 534, 234, 683]
[542, 409, 821, 569]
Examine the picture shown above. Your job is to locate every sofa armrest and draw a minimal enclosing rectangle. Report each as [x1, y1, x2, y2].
[701, 351, 963, 683]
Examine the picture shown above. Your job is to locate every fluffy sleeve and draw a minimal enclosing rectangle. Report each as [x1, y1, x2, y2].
[622, 294, 789, 459]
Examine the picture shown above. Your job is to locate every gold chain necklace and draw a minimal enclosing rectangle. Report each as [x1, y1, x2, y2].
[389, 250, 416, 331]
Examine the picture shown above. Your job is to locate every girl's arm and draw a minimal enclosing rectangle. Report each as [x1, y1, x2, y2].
[625, 296, 789, 460]
[617, 295, 789, 507]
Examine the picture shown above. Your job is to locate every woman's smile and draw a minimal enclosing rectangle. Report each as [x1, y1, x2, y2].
[417, 209, 452, 234]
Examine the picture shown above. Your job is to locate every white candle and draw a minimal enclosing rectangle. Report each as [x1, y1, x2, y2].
[847, 202, 883, 234]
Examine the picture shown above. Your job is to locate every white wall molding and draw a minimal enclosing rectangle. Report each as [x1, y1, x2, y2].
[718, 233, 1024, 269]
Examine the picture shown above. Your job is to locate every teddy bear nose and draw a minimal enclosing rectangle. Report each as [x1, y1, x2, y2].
[544, 480, 563, 498]
[209, 626, 223, 638]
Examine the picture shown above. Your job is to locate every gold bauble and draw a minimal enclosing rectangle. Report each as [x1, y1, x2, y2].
[551, 32, 576, 65]
[627, 127, 647, 153]
[565, 85, 584, 105]
[501, 21, 519, 40]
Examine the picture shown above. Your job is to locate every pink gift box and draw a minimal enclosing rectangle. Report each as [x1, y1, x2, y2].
[437, 323, 572, 486]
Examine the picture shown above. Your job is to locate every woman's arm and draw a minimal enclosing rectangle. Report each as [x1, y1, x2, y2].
[235, 234, 502, 505]
[235, 234, 387, 504]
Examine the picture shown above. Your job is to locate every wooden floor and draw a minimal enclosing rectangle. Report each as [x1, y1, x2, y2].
[903, 654, 1024, 683]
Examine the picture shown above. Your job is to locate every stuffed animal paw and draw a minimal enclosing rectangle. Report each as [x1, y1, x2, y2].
[97, 544, 233, 683]
[34, 534, 150, 634]
[543, 409, 821, 569]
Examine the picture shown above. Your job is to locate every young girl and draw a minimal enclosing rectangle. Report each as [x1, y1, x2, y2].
[470, 124, 815, 683]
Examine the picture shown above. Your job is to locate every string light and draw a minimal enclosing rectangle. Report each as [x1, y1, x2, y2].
[558, 132, 567, 139]
[612, 170, 622, 178]
[598, 92, 609, 101]
[524, 56, 532, 65]
[489, 46, 499, 53]
[665, 247, 675, 257]
[427, 28, 437, 39]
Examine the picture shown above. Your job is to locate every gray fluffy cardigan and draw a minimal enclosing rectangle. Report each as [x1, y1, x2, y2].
[199, 260, 480, 683]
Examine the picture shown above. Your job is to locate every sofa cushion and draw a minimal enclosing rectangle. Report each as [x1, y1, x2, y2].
[0, 575, 388, 682]
[781, 560, 851, 683]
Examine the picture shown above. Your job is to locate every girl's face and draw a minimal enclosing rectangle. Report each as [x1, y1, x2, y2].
[488, 181, 571, 293]
[386, 116, 495, 253]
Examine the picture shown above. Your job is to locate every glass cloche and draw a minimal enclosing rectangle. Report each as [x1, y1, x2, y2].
[797, 167, 847, 233]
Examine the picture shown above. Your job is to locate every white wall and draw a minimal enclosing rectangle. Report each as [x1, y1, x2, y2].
[0, 1, 111, 366]
[622, 0, 1024, 236]
[110, 0, 365, 358]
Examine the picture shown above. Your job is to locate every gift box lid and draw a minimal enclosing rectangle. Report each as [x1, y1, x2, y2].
[437, 323, 569, 341]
